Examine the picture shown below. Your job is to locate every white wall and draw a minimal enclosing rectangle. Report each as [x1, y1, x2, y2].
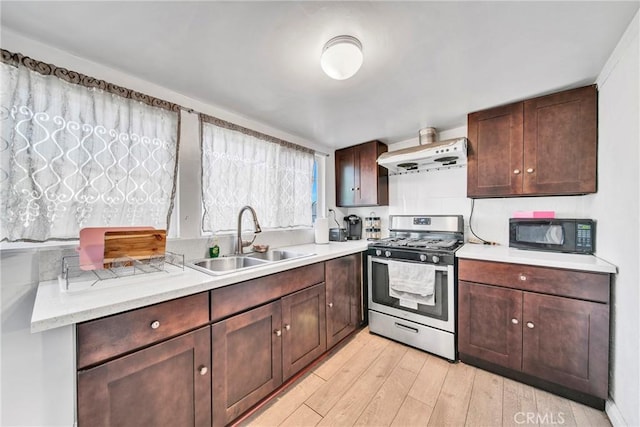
[0, 29, 329, 426]
[590, 11, 639, 427]
[0, 250, 75, 427]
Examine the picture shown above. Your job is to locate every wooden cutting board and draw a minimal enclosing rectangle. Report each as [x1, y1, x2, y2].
[78, 226, 155, 270]
[103, 229, 166, 268]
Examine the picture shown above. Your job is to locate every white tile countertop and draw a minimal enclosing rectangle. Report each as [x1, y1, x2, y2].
[456, 243, 617, 274]
[30, 240, 369, 333]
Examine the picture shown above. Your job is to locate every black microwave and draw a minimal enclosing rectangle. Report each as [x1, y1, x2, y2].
[509, 218, 595, 254]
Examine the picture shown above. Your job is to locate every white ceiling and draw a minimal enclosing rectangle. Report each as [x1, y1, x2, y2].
[1, 1, 638, 149]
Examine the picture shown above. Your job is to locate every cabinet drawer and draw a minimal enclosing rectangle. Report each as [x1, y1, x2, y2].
[211, 263, 325, 322]
[77, 292, 209, 369]
[458, 259, 609, 303]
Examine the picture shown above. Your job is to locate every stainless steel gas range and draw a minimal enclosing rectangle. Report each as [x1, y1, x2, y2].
[367, 215, 464, 361]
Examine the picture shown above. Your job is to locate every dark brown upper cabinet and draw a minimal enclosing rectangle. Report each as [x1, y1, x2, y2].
[467, 85, 597, 198]
[336, 141, 389, 207]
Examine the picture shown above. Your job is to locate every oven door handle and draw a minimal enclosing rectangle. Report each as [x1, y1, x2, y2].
[369, 256, 449, 272]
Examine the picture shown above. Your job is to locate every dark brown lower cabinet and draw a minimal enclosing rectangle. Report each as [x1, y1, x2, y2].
[282, 283, 327, 380]
[521, 292, 609, 398]
[458, 282, 523, 371]
[212, 283, 328, 427]
[212, 301, 283, 427]
[75, 255, 363, 427]
[458, 259, 610, 402]
[77, 326, 211, 427]
[326, 253, 362, 348]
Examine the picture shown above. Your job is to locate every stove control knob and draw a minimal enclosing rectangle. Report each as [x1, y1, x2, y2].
[375, 249, 382, 256]
[384, 251, 392, 258]
[419, 254, 427, 262]
[431, 255, 440, 264]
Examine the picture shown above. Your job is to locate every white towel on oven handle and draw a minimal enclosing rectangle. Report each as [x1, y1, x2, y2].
[387, 260, 436, 296]
[389, 288, 435, 307]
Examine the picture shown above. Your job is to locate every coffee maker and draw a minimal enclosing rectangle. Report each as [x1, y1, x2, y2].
[344, 215, 362, 240]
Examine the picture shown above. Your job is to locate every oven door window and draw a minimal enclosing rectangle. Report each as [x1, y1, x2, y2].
[370, 259, 448, 321]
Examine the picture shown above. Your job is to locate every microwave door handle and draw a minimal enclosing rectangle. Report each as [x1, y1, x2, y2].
[370, 256, 448, 272]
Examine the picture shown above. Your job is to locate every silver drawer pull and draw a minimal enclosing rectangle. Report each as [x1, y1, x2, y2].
[150, 320, 160, 329]
[519, 275, 527, 281]
[274, 329, 282, 337]
[328, 302, 334, 308]
[511, 318, 519, 325]
[394, 322, 418, 334]
[198, 366, 208, 376]
[284, 324, 291, 331]
[526, 168, 535, 173]
[526, 322, 535, 329]
[513, 169, 521, 175]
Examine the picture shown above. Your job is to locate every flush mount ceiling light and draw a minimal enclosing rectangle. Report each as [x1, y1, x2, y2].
[320, 35, 363, 80]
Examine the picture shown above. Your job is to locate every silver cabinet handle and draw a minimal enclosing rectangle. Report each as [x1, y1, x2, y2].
[519, 275, 527, 281]
[526, 168, 534, 173]
[328, 302, 334, 308]
[150, 320, 160, 329]
[284, 324, 291, 331]
[513, 169, 521, 175]
[274, 329, 282, 337]
[511, 318, 519, 325]
[198, 366, 208, 375]
[526, 322, 535, 329]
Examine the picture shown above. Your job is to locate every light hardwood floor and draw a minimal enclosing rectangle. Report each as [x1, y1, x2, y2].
[243, 328, 611, 427]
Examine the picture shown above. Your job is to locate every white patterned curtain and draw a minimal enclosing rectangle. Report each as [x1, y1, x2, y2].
[201, 119, 314, 233]
[0, 60, 179, 241]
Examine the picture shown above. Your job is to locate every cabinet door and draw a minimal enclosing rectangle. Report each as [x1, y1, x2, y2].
[522, 292, 609, 398]
[467, 102, 524, 197]
[326, 254, 361, 348]
[77, 326, 211, 427]
[281, 283, 327, 380]
[336, 141, 388, 207]
[523, 85, 597, 195]
[212, 301, 282, 427]
[356, 142, 387, 205]
[335, 147, 356, 207]
[458, 281, 523, 370]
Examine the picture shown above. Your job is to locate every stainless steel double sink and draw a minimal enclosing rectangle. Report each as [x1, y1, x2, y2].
[189, 250, 314, 275]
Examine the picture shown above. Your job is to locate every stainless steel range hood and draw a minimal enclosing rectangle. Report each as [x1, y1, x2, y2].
[377, 137, 468, 175]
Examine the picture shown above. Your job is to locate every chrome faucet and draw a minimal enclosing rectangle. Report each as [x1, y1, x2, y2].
[236, 205, 262, 254]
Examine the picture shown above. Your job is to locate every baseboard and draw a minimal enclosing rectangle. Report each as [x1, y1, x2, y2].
[605, 399, 628, 427]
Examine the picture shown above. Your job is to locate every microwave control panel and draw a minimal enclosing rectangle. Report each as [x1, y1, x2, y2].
[576, 222, 594, 251]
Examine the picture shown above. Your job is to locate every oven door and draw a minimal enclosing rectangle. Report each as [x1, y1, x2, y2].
[367, 256, 454, 333]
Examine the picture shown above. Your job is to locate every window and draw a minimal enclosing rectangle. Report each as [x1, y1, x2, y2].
[200, 115, 315, 233]
[0, 51, 180, 242]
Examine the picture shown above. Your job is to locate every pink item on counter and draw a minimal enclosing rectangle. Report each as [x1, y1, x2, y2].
[77, 226, 154, 270]
[512, 211, 556, 218]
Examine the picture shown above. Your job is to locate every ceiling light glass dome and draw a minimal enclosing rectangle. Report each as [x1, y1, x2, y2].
[320, 35, 363, 80]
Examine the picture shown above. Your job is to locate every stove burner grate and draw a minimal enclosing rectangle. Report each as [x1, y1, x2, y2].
[376, 237, 459, 250]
